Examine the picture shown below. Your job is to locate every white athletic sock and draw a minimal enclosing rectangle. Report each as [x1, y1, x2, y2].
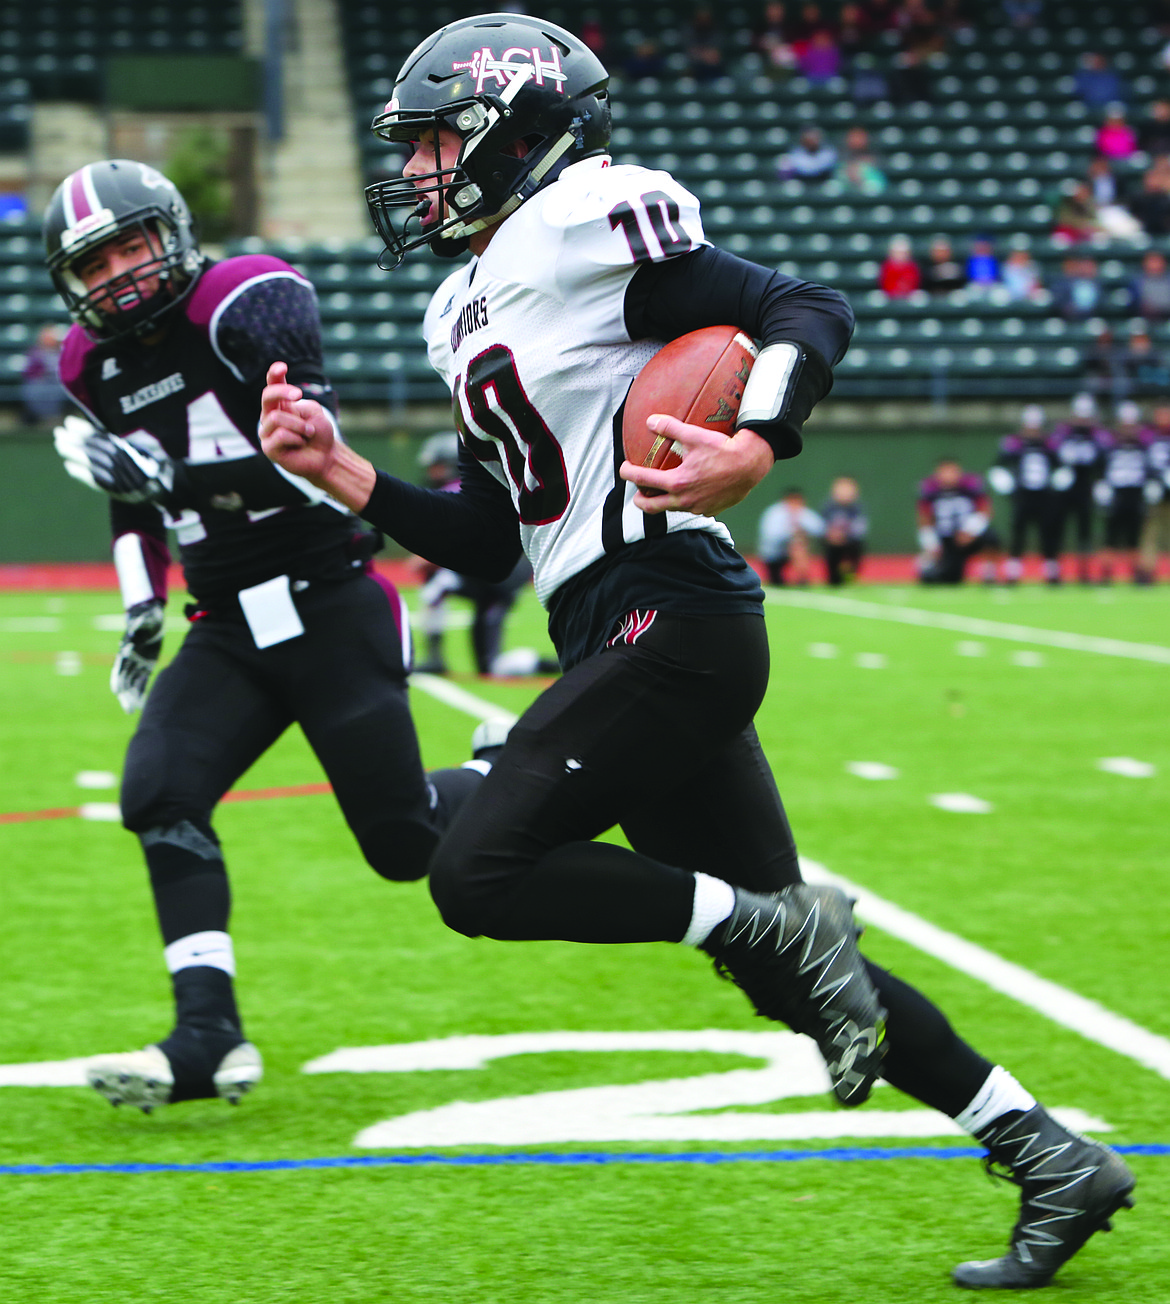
[954, 1064, 1038, 1137]
[163, 930, 236, 978]
[680, 872, 737, 947]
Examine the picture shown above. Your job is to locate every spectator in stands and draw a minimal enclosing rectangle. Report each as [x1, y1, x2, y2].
[819, 475, 868, 584]
[921, 236, 967, 295]
[20, 323, 67, 425]
[756, 486, 824, 585]
[1074, 52, 1127, 110]
[836, 2, 871, 61]
[1052, 180, 1102, 243]
[895, 0, 946, 56]
[624, 39, 666, 80]
[1129, 250, 1170, 321]
[578, 14, 606, 57]
[1002, 0, 1043, 26]
[754, 1, 798, 77]
[879, 234, 921, 297]
[1050, 255, 1102, 319]
[1138, 99, 1170, 159]
[836, 125, 887, 193]
[1081, 324, 1121, 400]
[1130, 159, 1170, 235]
[778, 127, 838, 181]
[787, 1, 831, 42]
[849, 51, 889, 103]
[799, 27, 841, 81]
[965, 237, 999, 295]
[1001, 247, 1044, 301]
[889, 46, 934, 103]
[687, 5, 728, 81]
[1086, 157, 1120, 207]
[1116, 326, 1170, 396]
[1096, 104, 1138, 161]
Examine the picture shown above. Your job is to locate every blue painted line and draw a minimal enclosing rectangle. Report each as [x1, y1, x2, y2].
[2, 1144, 1167, 1177]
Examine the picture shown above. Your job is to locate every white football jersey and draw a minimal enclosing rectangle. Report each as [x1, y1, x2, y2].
[422, 156, 734, 607]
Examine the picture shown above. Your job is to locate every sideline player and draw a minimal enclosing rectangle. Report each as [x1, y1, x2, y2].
[44, 160, 488, 1113]
[259, 15, 1134, 1288]
[988, 405, 1063, 585]
[917, 457, 1001, 584]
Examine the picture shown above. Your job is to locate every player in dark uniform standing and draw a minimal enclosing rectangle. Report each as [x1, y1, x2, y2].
[1096, 401, 1150, 584]
[1137, 402, 1170, 582]
[44, 160, 488, 1113]
[1047, 394, 1110, 583]
[988, 405, 1063, 584]
[916, 458, 1000, 584]
[259, 14, 1133, 1289]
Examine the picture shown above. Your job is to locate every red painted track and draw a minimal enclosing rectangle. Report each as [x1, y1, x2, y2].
[0, 782, 336, 826]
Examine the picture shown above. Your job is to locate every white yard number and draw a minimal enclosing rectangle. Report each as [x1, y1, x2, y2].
[302, 1030, 1110, 1149]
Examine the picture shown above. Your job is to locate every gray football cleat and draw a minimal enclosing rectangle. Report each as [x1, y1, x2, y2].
[953, 1105, 1136, 1289]
[702, 883, 886, 1106]
[86, 1040, 263, 1113]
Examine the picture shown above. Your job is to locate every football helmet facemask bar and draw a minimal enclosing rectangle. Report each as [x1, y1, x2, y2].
[44, 159, 204, 340]
[365, 13, 611, 267]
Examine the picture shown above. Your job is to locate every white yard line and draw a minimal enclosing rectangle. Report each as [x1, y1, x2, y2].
[410, 673, 518, 725]
[767, 590, 1170, 665]
[801, 858, 1170, 1082]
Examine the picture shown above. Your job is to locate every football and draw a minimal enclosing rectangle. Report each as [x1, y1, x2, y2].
[622, 325, 759, 475]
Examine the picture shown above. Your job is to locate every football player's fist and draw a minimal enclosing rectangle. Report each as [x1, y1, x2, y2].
[259, 361, 377, 512]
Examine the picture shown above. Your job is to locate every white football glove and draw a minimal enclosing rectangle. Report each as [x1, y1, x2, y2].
[1050, 466, 1075, 492]
[111, 599, 165, 713]
[987, 466, 1015, 495]
[1093, 480, 1114, 508]
[1144, 478, 1165, 505]
[54, 415, 176, 505]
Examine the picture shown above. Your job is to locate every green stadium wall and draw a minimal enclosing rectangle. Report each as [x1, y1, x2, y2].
[0, 426, 1008, 565]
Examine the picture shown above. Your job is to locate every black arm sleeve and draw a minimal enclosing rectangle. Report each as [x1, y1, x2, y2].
[623, 245, 855, 459]
[359, 447, 523, 582]
[215, 275, 340, 419]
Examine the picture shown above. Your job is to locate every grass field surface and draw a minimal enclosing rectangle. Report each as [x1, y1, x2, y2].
[0, 581, 1166, 1302]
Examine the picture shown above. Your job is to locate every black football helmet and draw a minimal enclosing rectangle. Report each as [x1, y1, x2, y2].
[43, 159, 204, 340]
[366, 13, 611, 265]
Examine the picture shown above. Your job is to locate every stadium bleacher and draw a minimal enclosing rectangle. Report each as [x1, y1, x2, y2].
[3, 1, 1170, 405]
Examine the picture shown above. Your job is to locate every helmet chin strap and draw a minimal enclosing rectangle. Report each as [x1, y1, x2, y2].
[448, 128, 578, 239]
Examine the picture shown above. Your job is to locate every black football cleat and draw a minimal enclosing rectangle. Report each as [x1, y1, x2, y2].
[953, 1105, 1136, 1289]
[702, 883, 886, 1106]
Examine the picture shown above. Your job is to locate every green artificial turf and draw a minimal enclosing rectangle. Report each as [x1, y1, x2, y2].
[0, 583, 1166, 1303]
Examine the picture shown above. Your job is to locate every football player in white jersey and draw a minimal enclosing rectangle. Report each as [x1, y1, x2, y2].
[261, 14, 1133, 1287]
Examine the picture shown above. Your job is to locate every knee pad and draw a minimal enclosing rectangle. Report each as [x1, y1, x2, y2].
[140, 817, 224, 887]
[357, 819, 439, 883]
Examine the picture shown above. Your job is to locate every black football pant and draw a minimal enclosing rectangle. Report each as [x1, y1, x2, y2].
[429, 610, 992, 1118]
[121, 573, 474, 967]
[1010, 491, 1060, 561]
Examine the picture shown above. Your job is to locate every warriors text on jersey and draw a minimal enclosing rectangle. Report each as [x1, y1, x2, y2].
[422, 158, 733, 608]
[59, 256, 361, 604]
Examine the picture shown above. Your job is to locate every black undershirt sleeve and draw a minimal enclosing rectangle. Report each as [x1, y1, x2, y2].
[623, 245, 855, 459]
[359, 446, 523, 581]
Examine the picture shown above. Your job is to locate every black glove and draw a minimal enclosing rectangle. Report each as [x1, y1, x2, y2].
[111, 599, 165, 713]
[54, 416, 176, 506]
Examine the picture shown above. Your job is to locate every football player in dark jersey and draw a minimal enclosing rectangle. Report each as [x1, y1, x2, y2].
[916, 457, 1001, 584]
[260, 13, 1133, 1288]
[1137, 402, 1170, 582]
[1047, 393, 1110, 583]
[44, 159, 491, 1114]
[1096, 400, 1151, 584]
[988, 405, 1063, 584]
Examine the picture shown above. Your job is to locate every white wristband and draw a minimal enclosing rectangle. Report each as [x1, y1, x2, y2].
[736, 341, 802, 428]
[112, 532, 155, 610]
